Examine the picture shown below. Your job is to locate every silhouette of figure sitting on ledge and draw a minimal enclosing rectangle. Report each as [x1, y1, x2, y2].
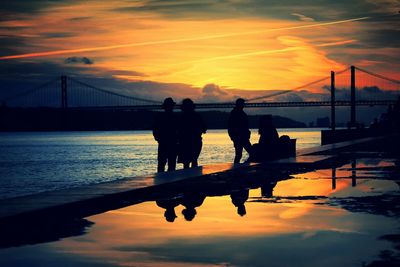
[251, 115, 279, 161]
[178, 98, 207, 169]
[258, 115, 279, 148]
[251, 115, 296, 161]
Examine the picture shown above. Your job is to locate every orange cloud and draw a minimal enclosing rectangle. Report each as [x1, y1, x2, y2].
[0, 16, 368, 61]
[2, 0, 393, 93]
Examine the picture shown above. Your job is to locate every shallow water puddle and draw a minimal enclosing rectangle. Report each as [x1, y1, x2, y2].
[0, 158, 399, 267]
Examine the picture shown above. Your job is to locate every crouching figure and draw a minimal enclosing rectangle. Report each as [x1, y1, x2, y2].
[251, 115, 296, 162]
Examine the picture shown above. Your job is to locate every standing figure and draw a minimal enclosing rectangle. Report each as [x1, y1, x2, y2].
[178, 98, 207, 169]
[228, 98, 252, 163]
[153, 97, 178, 172]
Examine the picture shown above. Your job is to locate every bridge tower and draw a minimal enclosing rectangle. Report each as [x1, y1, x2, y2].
[330, 71, 335, 130]
[350, 66, 356, 127]
[61, 75, 68, 109]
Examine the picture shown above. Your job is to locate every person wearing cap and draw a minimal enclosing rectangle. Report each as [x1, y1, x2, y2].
[178, 98, 207, 169]
[228, 98, 252, 163]
[153, 97, 178, 172]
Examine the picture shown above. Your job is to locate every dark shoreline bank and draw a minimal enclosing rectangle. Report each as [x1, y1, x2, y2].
[0, 108, 306, 131]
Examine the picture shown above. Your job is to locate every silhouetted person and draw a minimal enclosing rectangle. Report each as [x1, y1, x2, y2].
[230, 188, 249, 216]
[228, 98, 252, 163]
[251, 115, 280, 161]
[153, 97, 178, 172]
[258, 115, 279, 147]
[156, 197, 181, 222]
[181, 192, 206, 221]
[178, 98, 207, 169]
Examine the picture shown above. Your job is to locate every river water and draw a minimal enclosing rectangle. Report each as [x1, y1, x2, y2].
[0, 128, 322, 200]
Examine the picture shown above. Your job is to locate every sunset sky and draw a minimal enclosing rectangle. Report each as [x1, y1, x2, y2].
[0, 0, 399, 103]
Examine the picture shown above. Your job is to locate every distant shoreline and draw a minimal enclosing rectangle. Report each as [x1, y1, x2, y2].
[0, 127, 331, 133]
[1, 108, 311, 131]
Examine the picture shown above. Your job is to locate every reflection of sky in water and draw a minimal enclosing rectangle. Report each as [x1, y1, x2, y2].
[0, 194, 395, 267]
[0, 129, 322, 199]
[0, 157, 398, 267]
[285, 159, 399, 198]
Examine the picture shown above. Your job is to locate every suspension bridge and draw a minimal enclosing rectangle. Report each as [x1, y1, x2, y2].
[1, 65, 399, 128]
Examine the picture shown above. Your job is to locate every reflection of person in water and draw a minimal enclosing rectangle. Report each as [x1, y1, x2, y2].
[230, 189, 249, 216]
[156, 198, 181, 222]
[261, 181, 277, 198]
[153, 97, 178, 172]
[228, 98, 252, 163]
[181, 193, 206, 221]
[178, 98, 207, 169]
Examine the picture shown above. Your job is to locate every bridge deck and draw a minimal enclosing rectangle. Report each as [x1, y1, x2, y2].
[66, 100, 397, 110]
[0, 136, 386, 224]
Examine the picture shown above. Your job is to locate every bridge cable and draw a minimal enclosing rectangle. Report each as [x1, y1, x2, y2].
[1, 77, 59, 102]
[67, 77, 162, 104]
[246, 66, 350, 102]
[355, 66, 400, 85]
